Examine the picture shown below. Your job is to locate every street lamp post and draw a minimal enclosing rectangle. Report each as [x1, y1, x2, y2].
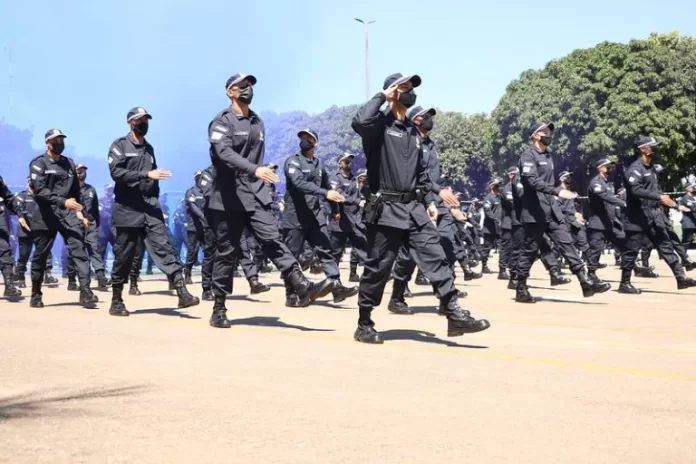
[354, 18, 375, 101]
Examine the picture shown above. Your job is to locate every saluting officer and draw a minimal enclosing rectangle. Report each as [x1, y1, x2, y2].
[328, 152, 368, 275]
[585, 159, 627, 286]
[481, 179, 502, 275]
[679, 182, 696, 251]
[351, 72, 489, 344]
[515, 122, 609, 303]
[0, 175, 26, 299]
[282, 129, 357, 305]
[621, 137, 696, 292]
[205, 73, 333, 328]
[107, 107, 199, 316]
[28, 129, 99, 308]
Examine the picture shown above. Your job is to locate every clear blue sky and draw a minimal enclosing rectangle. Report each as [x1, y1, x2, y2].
[1, 0, 696, 161]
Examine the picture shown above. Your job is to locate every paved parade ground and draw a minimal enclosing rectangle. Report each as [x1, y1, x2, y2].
[1, 254, 695, 463]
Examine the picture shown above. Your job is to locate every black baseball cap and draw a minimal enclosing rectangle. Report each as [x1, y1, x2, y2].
[406, 105, 436, 120]
[356, 169, 367, 178]
[596, 158, 616, 169]
[559, 171, 572, 182]
[339, 152, 355, 163]
[44, 129, 67, 141]
[297, 129, 319, 142]
[127, 107, 152, 122]
[383, 73, 422, 90]
[76, 164, 88, 171]
[225, 73, 257, 91]
[506, 166, 519, 175]
[488, 178, 502, 187]
[635, 136, 659, 148]
[528, 122, 555, 137]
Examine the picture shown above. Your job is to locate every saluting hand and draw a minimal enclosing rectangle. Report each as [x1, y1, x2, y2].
[383, 84, 399, 102]
[148, 169, 172, 180]
[64, 198, 83, 211]
[255, 166, 279, 184]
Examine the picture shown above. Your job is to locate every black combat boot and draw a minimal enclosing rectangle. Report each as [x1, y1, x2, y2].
[618, 269, 641, 294]
[507, 270, 519, 290]
[109, 286, 129, 316]
[348, 262, 360, 283]
[587, 271, 605, 286]
[43, 271, 58, 285]
[414, 270, 429, 286]
[441, 298, 490, 336]
[14, 271, 26, 288]
[128, 276, 141, 296]
[387, 279, 413, 315]
[332, 279, 358, 303]
[29, 280, 43, 308]
[403, 284, 413, 298]
[577, 269, 611, 297]
[498, 268, 509, 281]
[515, 278, 536, 303]
[634, 265, 659, 278]
[174, 273, 200, 309]
[354, 312, 383, 344]
[550, 267, 571, 286]
[96, 271, 111, 289]
[201, 288, 214, 301]
[67, 277, 79, 291]
[184, 268, 193, 285]
[79, 285, 99, 306]
[677, 275, 696, 290]
[2, 270, 21, 299]
[285, 268, 335, 307]
[480, 261, 492, 274]
[209, 295, 232, 328]
[248, 276, 270, 295]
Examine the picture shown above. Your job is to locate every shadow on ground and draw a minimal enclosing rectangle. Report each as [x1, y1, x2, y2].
[0, 385, 149, 421]
[130, 308, 201, 320]
[380, 329, 488, 348]
[229, 316, 334, 332]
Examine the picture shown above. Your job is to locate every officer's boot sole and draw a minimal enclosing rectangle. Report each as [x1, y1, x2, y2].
[618, 284, 642, 294]
[178, 295, 200, 309]
[550, 277, 571, 286]
[677, 279, 696, 290]
[3, 288, 22, 301]
[515, 293, 537, 303]
[297, 279, 335, 307]
[129, 287, 141, 296]
[387, 300, 413, 315]
[30, 296, 44, 308]
[507, 280, 518, 290]
[353, 328, 384, 344]
[249, 284, 271, 295]
[447, 318, 491, 337]
[209, 312, 232, 328]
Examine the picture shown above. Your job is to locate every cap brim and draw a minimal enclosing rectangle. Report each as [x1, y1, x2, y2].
[45, 133, 67, 141]
[297, 130, 318, 142]
[127, 113, 152, 122]
[339, 154, 355, 162]
[637, 140, 660, 148]
[227, 74, 258, 90]
[76, 166, 88, 170]
[415, 107, 436, 119]
[392, 74, 422, 88]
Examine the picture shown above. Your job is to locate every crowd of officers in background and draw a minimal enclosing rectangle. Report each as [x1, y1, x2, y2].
[1, 71, 695, 344]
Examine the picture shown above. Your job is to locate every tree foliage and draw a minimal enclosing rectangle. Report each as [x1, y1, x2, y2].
[489, 31, 696, 190]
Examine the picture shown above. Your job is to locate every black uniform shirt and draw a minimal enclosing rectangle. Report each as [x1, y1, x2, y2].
[482, 192, 501, 234]
[500, 181, 523, 230]
[29, 153, 80, 229]
[0, 176, 24, 234]
[587, 174, 625, 231]
[680, 194, 696, 230]
[282, 153, 332, 229]
[518, 145, 562, 223]
[79, 183, 100, 226]
[12, 190, 37, 236]
[421, 137, 447, 215]
[624, 158, 662, 231]
[108, 134, 161, 228]
[351, 93, 432, 230]
[207, 107, 270, 212]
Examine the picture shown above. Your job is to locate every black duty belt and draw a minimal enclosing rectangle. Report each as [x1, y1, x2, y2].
[376, 191, 417, 203]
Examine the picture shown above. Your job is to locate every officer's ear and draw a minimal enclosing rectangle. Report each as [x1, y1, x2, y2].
[226, 87, 236, 100]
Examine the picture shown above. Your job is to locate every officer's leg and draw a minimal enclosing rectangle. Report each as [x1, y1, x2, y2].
[573, 226, 590, 261]
[507, 225, 524, 287]
[498, 228, 512, 279]
[586, 229, 605, 274]
[329, 230, 348, 264]
[131, 237, 145, 279]
[283, 228, 307, 267]
[547, 221, 584, 275]
[184, 230, 198, 274]
[385, 244, 417, 314]
[109, 227, 142, 314]
[238, 231, 259, 279]
[200, 225, 216, 297]
[357, 224, 404, 328]
[0, 230, 19, 298]
[144, 216, 186, 281]
[306, 223, 340, 280]
[665, 223, 691, 265]
[681, 229, 695, 250]
[645, 220, 690, 284]
[210, 210, 241, 298]
[15, 236, 31, 286]
[480, 233, 494, 272]
[618, 231, 644, 293]
[29, 230, 58, 305]
[58, 224, 95, 299]
[515, 223, 543, 301]
[61, 243, 69, 278]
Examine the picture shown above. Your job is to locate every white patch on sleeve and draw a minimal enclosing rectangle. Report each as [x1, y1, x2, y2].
[505, 193, 513, 200]
[200, 179, 208, 186]
[210, 132, 224, 141]
[288, 168, 296, 174]
[214, 125, 229, 133]
[108, 156, 113, 165]
[593, 184, 602, 193]
[522, 162, 533, 166]
[188, 196, 196, 202]
[111, 146, 122, 157]
[522, 166, 531, 173]
[31, 164, 43, 173]
[290, 160, 301, 167]
[628, 176, 636, 184]
[31, 173, 37, 180]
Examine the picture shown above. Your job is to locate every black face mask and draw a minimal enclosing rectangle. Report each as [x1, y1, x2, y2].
[398, 90, 417, 108]
[420, 117, 434, 131]
[238, 86, 254, 104]
[50, 141, 65, 155]
[539, 135, 553, 146]
[606, 166, 615, 175]
[77, 172, 86, 182]
[133, 122, 149, 137]
[299, 139, 314, 154]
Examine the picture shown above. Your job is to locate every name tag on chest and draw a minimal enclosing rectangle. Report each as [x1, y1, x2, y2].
[386, 129, 403, 138]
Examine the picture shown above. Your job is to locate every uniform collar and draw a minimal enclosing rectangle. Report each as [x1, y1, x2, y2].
[530, 145, 548, 155]
[337, 170, 354, 180]
[231, 106, 257, 121]
[43, 152, 61, 163]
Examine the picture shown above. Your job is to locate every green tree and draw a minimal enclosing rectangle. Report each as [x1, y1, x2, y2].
[490, 31, 696, 190]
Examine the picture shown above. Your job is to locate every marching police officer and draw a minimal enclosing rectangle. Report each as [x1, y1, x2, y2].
[351, 72, 489, 344]
[481, 179, 502, 274]
[680, 182, 696, 250]
[64, 164, 111, 290]
[0, 175, 26, 299]
[205, 73, 333, 328]
[282, 129, 357, 304]
[27, 130, 99, 308]
[499, 167, 520, 283]
[585, 159, 627, 286]
[97, 184, 116, 272]
[184, 171, 206, 284]
[328, 152, 368, 274]
[347, 169, 369, 281]
[107, 107, 199, 316]
[621, 136, 696, 292]
[557, 171, 590, 264]
[515, 122, 609, 303]
[172, 198, 187, 259]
